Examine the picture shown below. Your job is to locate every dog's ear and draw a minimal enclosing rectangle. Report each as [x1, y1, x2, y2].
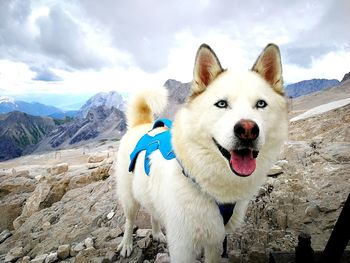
[191, 44, 224, 98]
[252, 44, 284, 95]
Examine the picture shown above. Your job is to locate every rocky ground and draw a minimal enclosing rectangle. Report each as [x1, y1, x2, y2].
[0, 101, 349, 262]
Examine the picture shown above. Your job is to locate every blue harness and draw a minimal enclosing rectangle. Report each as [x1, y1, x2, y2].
[128, 119, 235, 226]
[129, 119, 175, 175]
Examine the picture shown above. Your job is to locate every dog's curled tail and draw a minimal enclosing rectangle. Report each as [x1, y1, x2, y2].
[126, 86, 168, 129]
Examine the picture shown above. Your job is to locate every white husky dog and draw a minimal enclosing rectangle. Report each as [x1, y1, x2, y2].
[116, 43, 288, 262]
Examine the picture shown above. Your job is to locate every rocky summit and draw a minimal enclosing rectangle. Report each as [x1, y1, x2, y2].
[35, 106, 126, 152]
[0, 85, 349, 262]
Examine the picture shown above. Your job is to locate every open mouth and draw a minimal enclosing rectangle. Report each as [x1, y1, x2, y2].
[213, 138, 259, 177]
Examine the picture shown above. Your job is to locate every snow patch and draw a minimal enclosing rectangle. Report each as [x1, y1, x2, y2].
[291, 98, 350, 122]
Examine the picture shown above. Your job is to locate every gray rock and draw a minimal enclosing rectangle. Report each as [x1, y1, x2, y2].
[57, 244, 70, 260]
[84, 237, 94, 249]
[0, 229, 12, 244]
[30, 254, 48, 263]
[41, 222, 51, 231]
[88, 153, 107, 163]
[154, 253, 170, 263]
[47, 163, 68, 175]
[70, 242, 85, 257]
[268, 164, 283, 176]
[20, 256, 31, 263]
[305, 204, 320, 218]
[109, 226, 123, 238]
[136, 229, 151, 238]
[137, 236, 151, 249]
[44, 252, 57, 263]
[20, 182, 51, 218]
[74, 247, 96, 263]
[4, 246, 23, 262]
[106, 211, 115, 220]
[102, 251, 117, 263]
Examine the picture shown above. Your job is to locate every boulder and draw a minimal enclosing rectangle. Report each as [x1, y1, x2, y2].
[70, 242, 85, 257]
[268, 164, 283, 176]
[68, 165, 111, 190]
[21, 182, 51, 218]
[44, 252, 57, 263]
[13, 182, 51, 230]
[57, 244, 70, 260]
[0, 193, 30, 230]
[88, 153, 107, 163]
[0, 176, 36, 196]
[84, 237, 94, 249]
[47, 163, 68, 175]
[137, 235, 151, 249]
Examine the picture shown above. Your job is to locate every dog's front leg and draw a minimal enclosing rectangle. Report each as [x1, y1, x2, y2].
[151, 216, 166, 243]
[204, 243, 222, 263]
[167, 229, 196, 263]
[225, 200, 249, 233]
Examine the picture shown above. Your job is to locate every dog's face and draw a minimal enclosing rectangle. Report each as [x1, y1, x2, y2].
[176, 44, 287, 181]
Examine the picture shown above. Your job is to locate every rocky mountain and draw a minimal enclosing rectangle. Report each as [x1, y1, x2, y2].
[76, 91, 125, 119]
[341, 71, 350, 82]
[161, 79, 191, 119]
[0, 112, 56, 161]
[36, 106, 126, 151]
[0, 97, 68, 117]
[285, 78, 339, 98]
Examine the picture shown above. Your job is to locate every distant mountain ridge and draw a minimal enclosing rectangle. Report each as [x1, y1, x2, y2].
[0, 111, 56, 161]
[76, 91, 125, 119]
[285, 79, 340, 98]
[0, 96, 75, 118]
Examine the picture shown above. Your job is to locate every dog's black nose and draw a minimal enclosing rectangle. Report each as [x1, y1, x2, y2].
[234, 119, 259, 141]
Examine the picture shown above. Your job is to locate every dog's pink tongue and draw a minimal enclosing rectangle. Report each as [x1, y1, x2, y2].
[230, 151, 256, 176]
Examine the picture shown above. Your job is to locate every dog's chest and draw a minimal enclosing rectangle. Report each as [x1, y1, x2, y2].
[191, 202, 227, 245]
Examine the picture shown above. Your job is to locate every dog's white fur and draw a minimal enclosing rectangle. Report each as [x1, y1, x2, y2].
[116, 44, 288, 262]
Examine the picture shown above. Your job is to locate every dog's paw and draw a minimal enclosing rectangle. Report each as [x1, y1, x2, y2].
[152, 232, 166, 243]
[117, 239, 133, 257]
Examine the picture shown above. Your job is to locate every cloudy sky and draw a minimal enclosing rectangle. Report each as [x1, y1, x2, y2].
[0, 0, 349, 109]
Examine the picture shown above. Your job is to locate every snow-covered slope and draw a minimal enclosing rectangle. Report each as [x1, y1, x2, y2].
[291, 97, 350, 122]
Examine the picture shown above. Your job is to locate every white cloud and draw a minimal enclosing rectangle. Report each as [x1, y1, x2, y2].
[0, 0, 349, 107]
[284, 50, 350, 83]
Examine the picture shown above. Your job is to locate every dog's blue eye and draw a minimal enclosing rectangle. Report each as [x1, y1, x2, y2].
[256, 100, 268, 109]
[214, 100, 228, 108]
